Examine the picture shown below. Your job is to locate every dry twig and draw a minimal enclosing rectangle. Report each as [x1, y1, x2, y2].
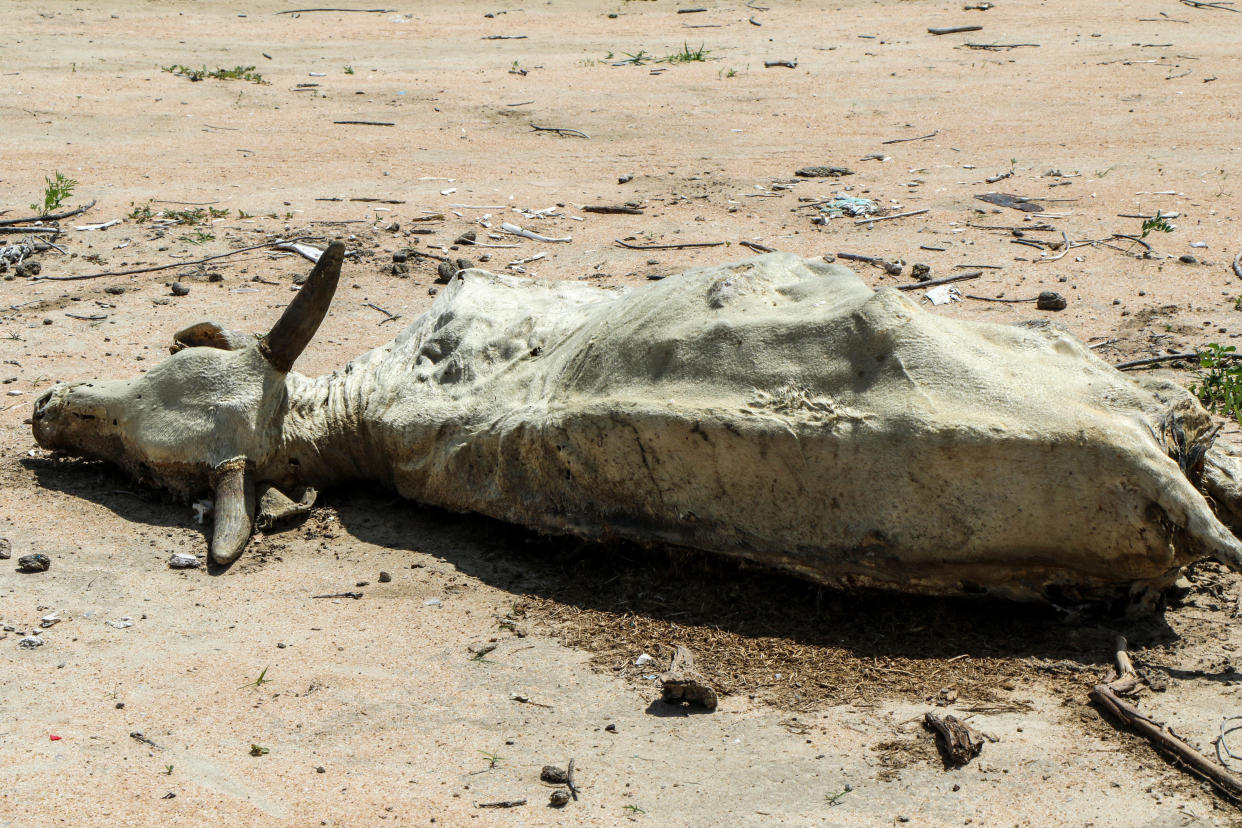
[33, 239, 307, 282]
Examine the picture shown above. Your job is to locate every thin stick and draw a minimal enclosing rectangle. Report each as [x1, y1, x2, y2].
[855, 208, 930, 225]
[334, 120, 395, 126]
[0, 226, 62, 235]
[881, 130, 939, 145]
[614, 239, 724, 250]
[928, 25, 983, 34]
[1179, 0, 1241, 11]
[275, 7, 394, 13]
[894, 271, 981, 291]
[530, 123, 590, 139]
[582, 205, 644, 215]
[964, 294, 1035, 303]
[1091, 636, 1242, 801]
[964, 42, 1040, 50]
[364, 301, 401, 325]
[740, 240, 775, 253]
[0, 200, 97, 227]
[32, 239, 306, 282]
[1114, 352, 1201, 370]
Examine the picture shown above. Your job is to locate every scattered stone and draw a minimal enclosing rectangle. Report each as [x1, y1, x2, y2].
[604, 723, 617, 733]
[15, 261, 42, 277]
[795, 165, 854, 178]
[169, 552, 201, 569]
[386, 221, 400, 232]
[170, 282, 190, 296]
[116, 702, 125, 709]
[1036, 291, 1067, 311]
[17, 553, 50, 573]
[549, 789, 570, 807]
[378, 571, 392, 583]
[540, 765, 569, 785]
[911, 263, 931, 282]
[1179, 255, 1197, 265]
[316, 766, 326, 773]
[436, 261, 457, 283]
[0, 537, 10, 559]
[105, 286, 126, 295]
[43, 318, 53, 325]
[392, 250, 409, 263]
[454, 230, 477, 246]
[40, 613, 61, 628]
[19, 636, 43, 649]
[618, 174, 634, 184]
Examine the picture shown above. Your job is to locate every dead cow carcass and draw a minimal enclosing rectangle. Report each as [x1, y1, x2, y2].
[31, 245, 1242, 601]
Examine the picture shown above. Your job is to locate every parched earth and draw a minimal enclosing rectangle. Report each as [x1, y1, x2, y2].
[3, 0, 1242, 825]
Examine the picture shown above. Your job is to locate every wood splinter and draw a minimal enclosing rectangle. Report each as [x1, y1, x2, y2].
[1090, 636, 1242, 802]
[924, 712, 985, 767]
[659, 645, 718, 710]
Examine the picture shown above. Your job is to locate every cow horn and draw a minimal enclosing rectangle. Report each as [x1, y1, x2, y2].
[259, 240, 344, 372]
[210, 458, 255, 566]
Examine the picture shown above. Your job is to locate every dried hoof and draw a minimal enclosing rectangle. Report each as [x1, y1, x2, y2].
[256, 484, 317, 530]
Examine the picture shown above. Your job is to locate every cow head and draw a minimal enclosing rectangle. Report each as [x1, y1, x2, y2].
[31, 242, 344, 565]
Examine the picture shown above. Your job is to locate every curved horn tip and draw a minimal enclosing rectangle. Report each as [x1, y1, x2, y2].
[260, 240, 345, 372]
[210, 459, 255, 566]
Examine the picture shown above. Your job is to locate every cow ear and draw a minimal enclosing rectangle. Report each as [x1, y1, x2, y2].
[210, 458, 255, 566]
[171, 321, 255, 354]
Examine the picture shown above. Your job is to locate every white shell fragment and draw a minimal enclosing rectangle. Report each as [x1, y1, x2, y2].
[169, 553, 201, 569]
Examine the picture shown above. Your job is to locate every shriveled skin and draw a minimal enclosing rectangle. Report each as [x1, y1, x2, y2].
[31, 251, 1242, 601]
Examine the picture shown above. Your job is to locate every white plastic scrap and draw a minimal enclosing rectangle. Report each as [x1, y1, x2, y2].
[169, 553, 201, 569]
[424, 598, 442, 607]
[500, 222, 572, 244]
[39, 613, 61, 628]
[105, 617, 134, 629]
[925, 285, 962, 305]
[634, 653, 655, 667]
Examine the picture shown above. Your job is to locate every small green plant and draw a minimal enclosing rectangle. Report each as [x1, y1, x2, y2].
[180, 229, 215, 245]
[163, 764, 174, 775]
[1140, 210, 1174, 239]
[478, 750, 504, 770]
[722, 67, 738, 78]
[240, 666, 271, 689]
[622, 804, 646, 815]
[162, 64, 268, 84]
[661, 43, 710, 63]
[249, 744, 269, 756]
[825, 785, 852, 806]
[617, 50, 652, 66]
[128, 202, 155, 223]
[237, 209, 253, 219]
[343, 65, 354, 74]
[1191, 344, 1242, 425]
[31, 172, 78, 215]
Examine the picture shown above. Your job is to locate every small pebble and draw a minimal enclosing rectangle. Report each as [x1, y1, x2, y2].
[540, 765, 569, 785]
[618, 174, 633, 184]
[170, 282, 190, 296]
[1179, 254, 1197, 264]
[169, 552, 200, 569]
[105, 286, 126, 295]
[116, 702, 125, 709]
[316, 766, 326, 773]
[378, 571, 392, 583]
[911, 263, 931, 282]
[549, 789, 570, 807]
[19, 636, 43, 649]
[17, 553, 50, 573]
[605, 723, 617, 733]
[0, 537, 10, 559]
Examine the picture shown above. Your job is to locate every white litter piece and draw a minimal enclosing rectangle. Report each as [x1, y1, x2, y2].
[440, 188, 457, 196]
[1190, 241, 1208, 249]
[169, 553, 201, 569]
[19, 636, 43, 649]
[424, 598, 442, 607]
[634, 653, 654, 667]
[40, 613, 61, 628]
[309, 72, 326, 77]
[275, 241, 324, 263]
[105, 617, 134, 629]
[508, 253, 546, 268]
[6, 390, 22, 396]
[192, 499, 213, 524]
[74, 219, 121, 231]
[501, 222, 571, 243]
[925, 285, 962, 305]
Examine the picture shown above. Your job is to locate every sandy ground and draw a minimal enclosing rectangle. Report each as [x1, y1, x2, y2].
[3, 0, 1242, 824]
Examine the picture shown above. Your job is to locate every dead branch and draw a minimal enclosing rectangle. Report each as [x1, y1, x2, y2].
[928, 25, 983, 34]
[614, 239, 724, 250]
[924, 712, 985, 767]
[855, 208, 930, 225]
[582, 205, 644, 215]
[32, 239, 307, 282]
[0, 226, 62, 236]
[881, 130, 940, 145]
[1090, 636, 1242, 802]
[895, 271, 982, 291]
[740, 240, 775, 253]
[0, 199, 97, 227]
[530, 123, 590, 139]
[1179, 0, 1241, 11]
[275, 7, 394, 13]
[333, 120, 395, 126]
[1114, 353, 1202, 370]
